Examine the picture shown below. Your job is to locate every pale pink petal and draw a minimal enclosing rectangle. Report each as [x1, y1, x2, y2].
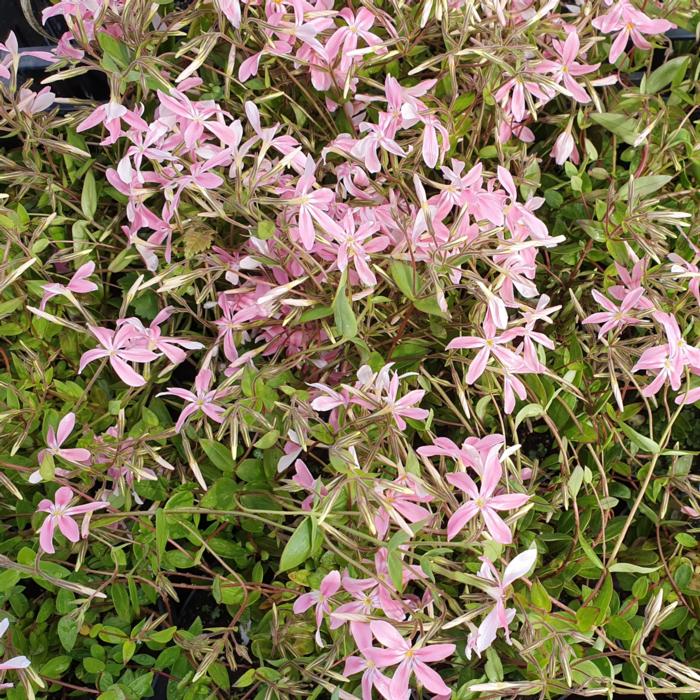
[502, 548, 537, 587]
[446, 502, 478, 540]
[57, 514, 80, 543]
[39, 517, 56, 554]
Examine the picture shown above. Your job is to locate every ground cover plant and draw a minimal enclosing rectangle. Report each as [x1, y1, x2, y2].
[0, 0, 698, 697]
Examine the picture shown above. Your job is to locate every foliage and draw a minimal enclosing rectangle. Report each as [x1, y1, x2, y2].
[0, 0, 698, 698]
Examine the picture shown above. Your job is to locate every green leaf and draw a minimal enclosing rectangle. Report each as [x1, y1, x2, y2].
[514, 403, 543, 429]
[576, 606, 599, 632]
[254, 429, 279, 449]
[111, 583, 131, 620]
[530, 579, 551, 612]
[675, 533, 697, 548]
[40, 655, 72, 677]
[389, 261, 417, 300]
[81, 169, 97, 220]
[201, 439, 235, 472]
[57, 616, 79, 652]
[97, 32, 131, 70]
[589, 113, 639, 145]
[643, 56, 689, 94]
[607, 615, 634, 641]
[619, 175, 673, 200]
[609, 562, 660, 574]
[332, 272, 357, 340]
[0, 569, 20, 593]
[234, 668, 257, 688]
[122, 639, 136, 664]
[279, 518, 313, 572]
[618, 422, 660, 454]
[256, 220, 276, 240]
[387, 549, 404, 592]
[578, 532, 604, 570]
[568, 465, 584, 500]
[155, 507, 168, 559]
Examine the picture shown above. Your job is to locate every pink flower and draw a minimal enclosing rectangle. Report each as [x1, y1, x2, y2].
[158, 368, 230, 433]
[370, 372, 429, 430]
[632, 312, 700, 397]
[337, 549, 413, 624]
[493, 76, 551, 123]
[342, 624, 392, 700]
[374, 475, 434, 539]
[325, 8, 384, 70]
[80, 324, 159, 387]
[582, 288, 646, 338]
[0, 618, 30, 688]
[121, 307, 204, 365]
[16, 86, 56, 115]
[536, 30, 599, 103]
[352, 114, 406, 173]
[293, 570, 341, 646]
[551, 128, 579, 165]
[292, 459, 328, 510]
[287, 156, 343, 250]
[0, 31, 55, 81]
[76, 102, 135, 145]
[609, 255, 654, 309]
[40, 261, 98, 310]
[37, 486, 109, 554]
[447, 319, 522, 384]
[466, 549, 537, 658]
[36, 413, 91, 470]
[367, 620, 455, 698]
[333, 211, 389, 287]
[215, 0, 242, 27]
[592, 0, 675, 64]
[669, 249, 700, 306]
[446, 446, 529, 544]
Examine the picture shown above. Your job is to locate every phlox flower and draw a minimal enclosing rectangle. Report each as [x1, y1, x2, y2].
[158, 368, 231, 433]
[341, 624, 395, 699]
[374, 475, 434, 539]
[609, 255, 654, 309]
[292, 459, 328, 511]
[37, 486, 109, 554]
[350, 368, 429, 430]
[669, 248, 700, 306]
[32, 412, 91, 483]
[447, 318, 522, 385]
[352, 114, 406, 174]
[286, 156, 343, 249]
[215, 0, 242, 27]
[583, 288, 646, 338]
[121, 307, 204, 365]
[325, 8, 385, 71]
[367, 620, 455, 698]
[592, 0, 675, 64]
[16, 86, 56, 115]
[551, 127, 579, 165]
[632, 312, 700, 398]
[497, 167, 549, 242]
[40, 261, 98, 310]
[493, 75, 551, 123]
[446, 446, 529, 544]
[0, 618, 30, 689]
[80, 324, 159, 387]
[333, 211, 389, 287]
[76, 101, 140, 145]
[293, 570, 341, 646]
[536, 30, 599, 103]
[466, 548, 537, 658]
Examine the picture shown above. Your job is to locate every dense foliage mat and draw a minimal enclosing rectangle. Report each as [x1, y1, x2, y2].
[0, 0, 699, 698]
